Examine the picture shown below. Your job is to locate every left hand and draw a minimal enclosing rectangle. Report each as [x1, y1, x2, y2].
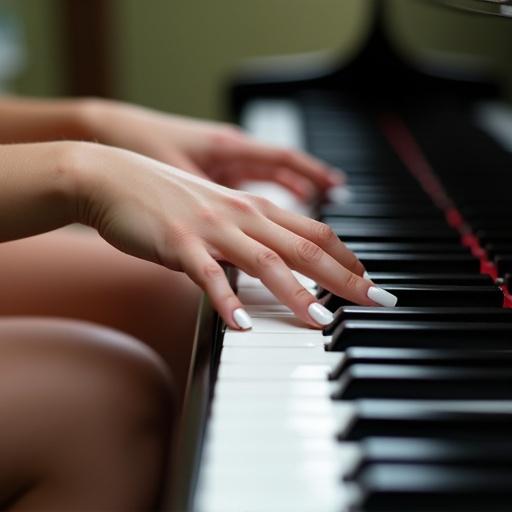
[81, 99, 343, 200]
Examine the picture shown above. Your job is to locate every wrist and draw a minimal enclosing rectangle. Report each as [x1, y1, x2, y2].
[53, 140, 104, 226]
[72, 97, 122, 143]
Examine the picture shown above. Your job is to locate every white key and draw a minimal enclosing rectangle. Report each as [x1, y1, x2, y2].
[223, 332, 325, 348]
[220, 346, 341, 365]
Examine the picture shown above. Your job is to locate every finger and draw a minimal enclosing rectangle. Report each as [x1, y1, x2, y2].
[213, 229, 334, 328]
[242, 217, 378, 307]
[231, 164, 315, 200]
[178, 239, 252, 330]
[215, 139, 342, 189]
[273, 169, 315, 200]
[208, 161, 313, 199]
[255, 199, 365, 276]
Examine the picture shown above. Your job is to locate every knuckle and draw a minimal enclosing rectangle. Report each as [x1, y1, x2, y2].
[197, 207, 223, 226]
[225, 195, 258, 216]
[313, 222, 337, 245]
[295, 238, 323, 264]
[256, 249, 281, 269]
[293, 286, 313, 303]
[249, 194, 273, 213]
[343, 271, 361, 291]
[201, 263, 224, 281]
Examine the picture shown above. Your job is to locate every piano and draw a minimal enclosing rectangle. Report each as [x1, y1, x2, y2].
[165, 1, 512, 510]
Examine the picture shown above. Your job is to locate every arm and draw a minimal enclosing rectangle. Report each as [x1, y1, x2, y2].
[0, 96, 92, 144]
[0, 96, 342, 198]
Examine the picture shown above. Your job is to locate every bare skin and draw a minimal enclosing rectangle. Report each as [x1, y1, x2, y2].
[0, 96, 384, 509]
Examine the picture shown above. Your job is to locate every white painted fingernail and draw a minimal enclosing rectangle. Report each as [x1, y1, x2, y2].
[327, 186, 353, 204]
[233, 308, 253, 330]
[363, 271, 371, 280]
[367, 286, 398, 307]
[308, 303, 334, 326]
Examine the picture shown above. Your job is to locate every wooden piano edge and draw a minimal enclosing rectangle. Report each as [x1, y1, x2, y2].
[161, 270, 235, 511]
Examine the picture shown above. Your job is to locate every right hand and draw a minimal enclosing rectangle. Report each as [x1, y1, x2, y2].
[71, 142, 374, 329]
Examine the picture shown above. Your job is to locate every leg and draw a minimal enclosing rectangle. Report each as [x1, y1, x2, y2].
[0, 317, 174, 511]
[0, 226, 201, 405]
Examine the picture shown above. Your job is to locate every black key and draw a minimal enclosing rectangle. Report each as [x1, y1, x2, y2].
[315, 273, 494, 299]
[339, 399, 512, 441]
[323, 306, 512, 336]
[329, 346, 512, 379]
[345, 242, 468, 254]
[355, 463, 512, 511]
[332, 364, 512, 400]
[495, 254, 512, 276]
[357, 253, 480, 273]
[347, 437, 512, 479]
[326, 320, 512, 351]
[320, 204, 441, 219]
[364, 273, 493, 286]
[323, 284, 503, 311]
[486, 243, 512, 258]
[331, 225, 460, 243]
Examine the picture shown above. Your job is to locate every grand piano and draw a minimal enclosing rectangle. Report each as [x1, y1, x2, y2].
[166, 1, 512, 510]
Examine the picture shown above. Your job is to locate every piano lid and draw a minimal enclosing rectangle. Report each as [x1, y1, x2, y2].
[230, 0, 501, 116]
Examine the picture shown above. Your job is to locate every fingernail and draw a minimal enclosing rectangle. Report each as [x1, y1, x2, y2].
[367, 286, 398, 307]
[233, 308, 253, 330]
[327, 186, 353, 204]
[363, 271, 371, 280]
[307, 302, 334, 326]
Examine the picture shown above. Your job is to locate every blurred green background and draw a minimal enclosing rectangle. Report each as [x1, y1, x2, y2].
[4, 0, 512, 120]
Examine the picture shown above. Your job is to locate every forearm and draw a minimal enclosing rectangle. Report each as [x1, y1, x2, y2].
[0, 142, 77, 242]
[0, 96, 96, 144]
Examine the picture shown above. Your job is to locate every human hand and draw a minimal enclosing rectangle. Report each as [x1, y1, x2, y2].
[81, 99, 343, 200]
[70, 142, 381, 330]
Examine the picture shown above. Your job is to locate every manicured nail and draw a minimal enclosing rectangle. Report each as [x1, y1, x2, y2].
[308, 302, 334, 326]
[367, 287, 398, 307]
[363, 271, 371, 280]
[233, 308, 253, 330]
[327, 186, 353, 204]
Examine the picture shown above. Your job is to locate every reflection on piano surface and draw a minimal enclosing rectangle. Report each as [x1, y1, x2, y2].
[167, 1, 512, 510]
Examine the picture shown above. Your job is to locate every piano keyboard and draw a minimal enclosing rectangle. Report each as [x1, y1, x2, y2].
[194, 97, 512, 512]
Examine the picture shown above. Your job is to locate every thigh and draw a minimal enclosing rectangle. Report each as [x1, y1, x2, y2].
[0, 316, 174, 510]
[0, 226, 201, 403]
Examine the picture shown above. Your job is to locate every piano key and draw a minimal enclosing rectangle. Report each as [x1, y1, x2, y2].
[356, 252, 480, 273]
[347, 437, 512, 479]
[495, 254, 512, 276]
[345, 242, 469, 254]
[354, 463, 512, 511]
[331, 225, 460, 242]
[363, 272, 494, 286]
[339, 399, 512, 441]
[223, 331, 325, 348]
[323, 306, 512, 335]
[323, 284, 503, 310]
[320, 204, 442, 219]
[220, 346, 340, 365]
[326, 320, 512, 351]
[329, 346, 512, 379]
[332, 364, 512, 400]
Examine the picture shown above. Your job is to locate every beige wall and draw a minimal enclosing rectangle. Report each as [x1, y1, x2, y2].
[7, 0, 512, 119]
[112, 0, 367, 119]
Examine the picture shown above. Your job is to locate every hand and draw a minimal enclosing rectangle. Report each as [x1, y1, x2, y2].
[82, 99, 343, 200]
[71, 142, 376, 330]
